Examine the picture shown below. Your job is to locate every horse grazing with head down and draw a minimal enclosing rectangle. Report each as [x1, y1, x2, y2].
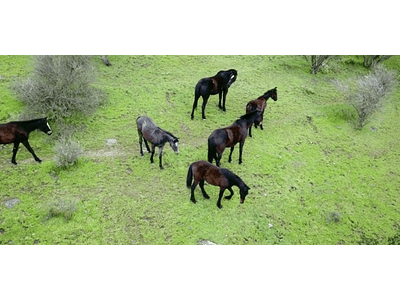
[186, 160, 250, 209]
[191, 69, 237, 120]
[136, 116, 179, 170]
[207, 110, 261, 167]
[0, 118, 52, 164]
[245, 87, 277, 137]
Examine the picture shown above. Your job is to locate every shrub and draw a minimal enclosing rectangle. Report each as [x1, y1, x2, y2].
[45, 199, 77, 221]
[13, 55, 106, 123]
[334, 65, 397, 129]
[54, 137, 83, 169]
[326, 211, 341, 224]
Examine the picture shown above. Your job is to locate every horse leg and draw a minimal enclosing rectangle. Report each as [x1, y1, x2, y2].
[190, 179, 199, 203]
[249, 124, 253, 138]
[216, 152, 223, 167]
[239, 142, 244, 164]
[144, 139, 151, 153]
[150, 144, 156, 164]
[228, 146, 235, 163]
[217, 188, 225, 209]
[191, 90, 201, 120]
[158, 145, 164, 170]
[138, 132, 144, 156]
[222, 89, 228, 111]
[22, 140, 41, 163]
[11, 141, 20, 165]
[260, 113, 264, 130]
[218, 91, 223, 109]
[224, 187, 234, 199]
[199, 180, 210, 199]
[201, 95, 209, 120]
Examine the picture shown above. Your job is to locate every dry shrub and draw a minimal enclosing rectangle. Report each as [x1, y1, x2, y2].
[334, 65, 397, 129]
[13, 55, 106, 123]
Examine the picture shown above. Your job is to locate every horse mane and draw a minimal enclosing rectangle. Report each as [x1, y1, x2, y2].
[220, 168, 244, 187]
[158, 127, 179, 141]
[13, 118, 47, 124]
[238, 110, 259, 121]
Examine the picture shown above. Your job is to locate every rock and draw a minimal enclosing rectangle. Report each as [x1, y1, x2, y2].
[106, 139, 117, 146]
[198, 239, 218, 245]
[5, 198, 20, 208]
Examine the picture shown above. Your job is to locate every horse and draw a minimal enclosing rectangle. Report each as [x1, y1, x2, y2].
[136, 116, 179, 170]
[0, 117, 52, 165]
[191, 69, 238, 120]
[186, 160, 250, 209]
[207, 110, 261, 167]
[245, 87, 277, 137]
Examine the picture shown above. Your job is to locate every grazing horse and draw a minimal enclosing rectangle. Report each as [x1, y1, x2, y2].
[246, 87, 277, 137]
[0, 118, 52, 165]
[207, 110, 260, 167]
[136, 116, 179, 170]
[186, 160, 250, 209]
[191, 69, 238, 120]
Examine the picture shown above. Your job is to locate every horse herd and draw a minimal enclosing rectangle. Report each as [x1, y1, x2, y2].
[0, 69, 277, 209]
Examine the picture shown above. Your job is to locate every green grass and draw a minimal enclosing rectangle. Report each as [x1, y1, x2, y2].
[1, 55, 400, 244]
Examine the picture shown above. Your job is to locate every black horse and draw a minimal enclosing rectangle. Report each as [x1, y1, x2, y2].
[0, 118, 52, 164]
[191, 69, 238, 120]
[207, 110, 260, 167]
[246, 87, 277, 137]
[136, 116, 179, 169]
[186, 160, 250, 209]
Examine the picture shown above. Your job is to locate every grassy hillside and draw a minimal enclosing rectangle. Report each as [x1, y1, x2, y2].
[1, 55, 399, 245]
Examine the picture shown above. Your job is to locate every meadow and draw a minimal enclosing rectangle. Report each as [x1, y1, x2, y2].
[1, 55, 399, 245]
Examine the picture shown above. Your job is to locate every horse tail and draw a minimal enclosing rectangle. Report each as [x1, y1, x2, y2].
[208, 135, 217, 164]
[186, 164, 193, 188]
[193, 83, 201, 109]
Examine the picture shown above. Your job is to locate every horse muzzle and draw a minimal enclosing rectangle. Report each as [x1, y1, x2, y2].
[240, 198, 244, 204]
[47, 131, 53, 135]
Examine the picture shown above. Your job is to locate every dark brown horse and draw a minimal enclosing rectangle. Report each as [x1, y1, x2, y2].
[0, 118, 52, 164]
[136, 116, 179, 170]
[191, 69, 237, 120]
[246, 87, 277, 137]
[207, 110, 260, 167]
[186, 160, 250, 209]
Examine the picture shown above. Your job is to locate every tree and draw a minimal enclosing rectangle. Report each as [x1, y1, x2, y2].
[363, 55, 393, 68]
[302, 55, 334, 74]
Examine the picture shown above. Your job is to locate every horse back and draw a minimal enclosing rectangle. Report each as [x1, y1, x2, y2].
[0, 123, 27, 144]
[192, 161, 229, 188]
[225, 124, 247, 145]
[246, 98, 266, 114]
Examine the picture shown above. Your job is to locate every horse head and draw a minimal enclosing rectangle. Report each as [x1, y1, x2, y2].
[40, 118, 52, 135]
[226, 69, 237, 88]
[169, 137, 179, 154]
[264, 87, 278, 101]
[240, 184, 250, 204]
